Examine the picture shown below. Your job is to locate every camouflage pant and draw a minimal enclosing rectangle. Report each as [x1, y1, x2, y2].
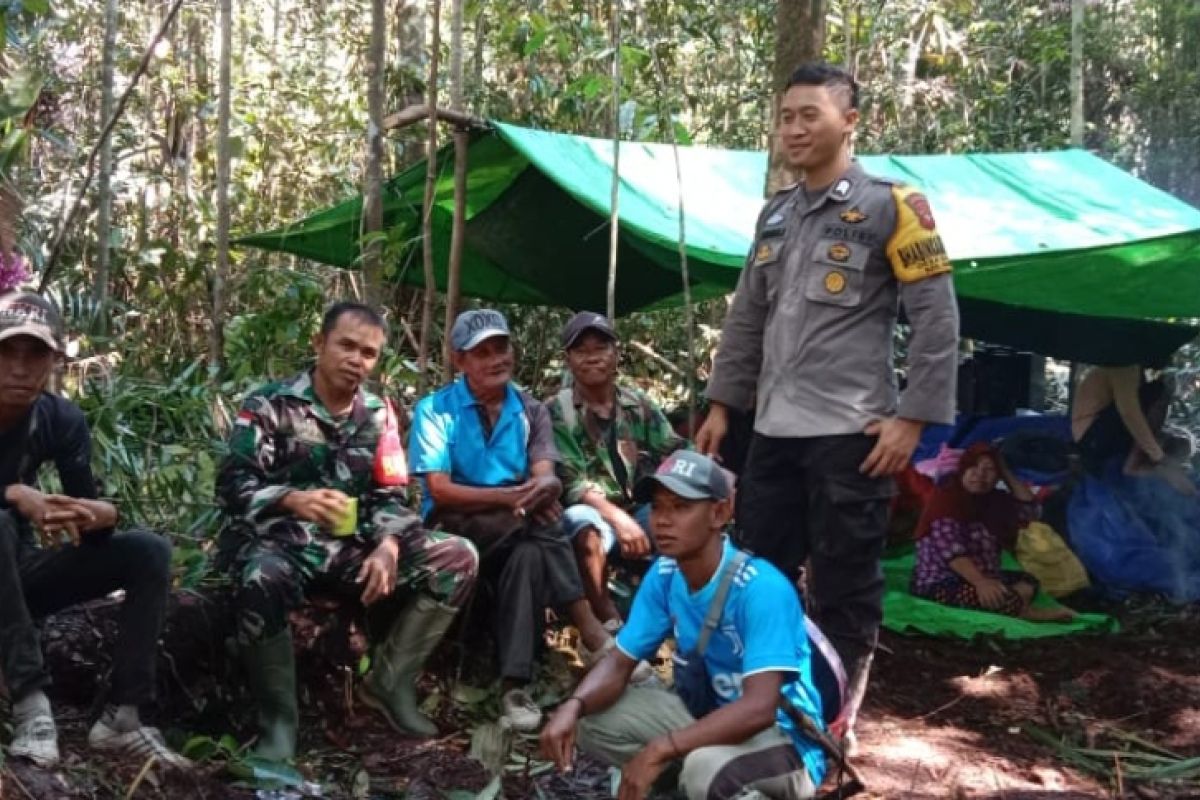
[231, 528, 477, 645]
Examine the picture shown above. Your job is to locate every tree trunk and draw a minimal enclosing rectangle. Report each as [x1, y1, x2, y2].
[417, 0, 442, 394]
[1070, 0, 1085, 147]
[211, 0, 232, 378]
[94, 0, 118, 311]
[441, 0, 466, 381]
[363, 0, 387, 305]
[766, 0, 826, 195]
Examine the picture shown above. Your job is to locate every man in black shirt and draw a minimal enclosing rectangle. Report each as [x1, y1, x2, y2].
[0, 291, 189, 770]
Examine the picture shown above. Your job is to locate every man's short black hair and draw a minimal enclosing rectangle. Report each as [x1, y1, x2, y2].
[786, 62, 859, 110]
[320, 301, 388, 337]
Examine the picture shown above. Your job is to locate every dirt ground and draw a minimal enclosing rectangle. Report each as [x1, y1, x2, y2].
[4, 593, 1199, 800]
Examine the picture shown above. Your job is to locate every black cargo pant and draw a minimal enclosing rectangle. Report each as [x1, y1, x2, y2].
[431, 509, 584, 682]
[0, 509, 172, 705]
[735, 433, 894, 670]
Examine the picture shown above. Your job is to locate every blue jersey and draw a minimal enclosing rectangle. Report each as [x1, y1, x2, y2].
[616, 537, 827, 786]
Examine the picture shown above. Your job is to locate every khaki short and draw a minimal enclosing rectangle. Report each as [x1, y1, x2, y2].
[577, 685, 816, 800]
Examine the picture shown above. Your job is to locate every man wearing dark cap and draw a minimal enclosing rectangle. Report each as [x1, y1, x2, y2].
[541, 451, 827, 800]
[409, 308, 613, 731]
[0, 291, 189, 770]
[550, 311, 685, 629]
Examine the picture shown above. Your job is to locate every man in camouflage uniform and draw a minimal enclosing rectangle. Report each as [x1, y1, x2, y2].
[550, 311, 685, 626]
[217, 302, 478, 760]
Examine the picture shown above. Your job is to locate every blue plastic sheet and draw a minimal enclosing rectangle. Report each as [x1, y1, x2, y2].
[1067, 468, 1200, 601]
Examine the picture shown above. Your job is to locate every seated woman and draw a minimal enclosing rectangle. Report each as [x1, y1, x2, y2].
[911, 443, 1074, 622]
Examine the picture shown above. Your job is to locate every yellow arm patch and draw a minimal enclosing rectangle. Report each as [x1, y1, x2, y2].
[886, 185, 953, 283]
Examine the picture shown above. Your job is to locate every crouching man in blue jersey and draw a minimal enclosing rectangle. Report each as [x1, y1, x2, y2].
[540, 451, 826, 799]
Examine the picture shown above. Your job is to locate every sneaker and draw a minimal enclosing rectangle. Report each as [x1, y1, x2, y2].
[10, 714, 59, 767]
[500, 689, 543, 733]
[88, 720, 193, 771]
[843, 730, 860, 759]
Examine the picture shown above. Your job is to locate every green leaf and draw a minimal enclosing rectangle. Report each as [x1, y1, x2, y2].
[227, 755, 308, 789]
[0, 67, 43, 121]
[451, 683, 491, 706]
[522, 28, 549, 57]
[475, 777, 502, 800]
[22, 0, 50, 15]
[0, 128, 29, 176]
[182, 735, 220, 761]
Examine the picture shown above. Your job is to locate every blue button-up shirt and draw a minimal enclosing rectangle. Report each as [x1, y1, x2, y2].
[409, 378, 558, 519]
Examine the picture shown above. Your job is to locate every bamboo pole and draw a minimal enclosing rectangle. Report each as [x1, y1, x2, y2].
[652, 44, 697, 433]
[605, 0, 622, 320]
[442, 131, 468, 381]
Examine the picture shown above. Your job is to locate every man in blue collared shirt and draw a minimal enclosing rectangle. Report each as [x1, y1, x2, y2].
[410, 309, 612, 731]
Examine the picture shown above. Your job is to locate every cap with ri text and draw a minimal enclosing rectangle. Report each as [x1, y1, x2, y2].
[0, 291, 64, 353]
[561, 310, 618, 349]
[451, 309, 510, 352]
[633, 450, 730, 503]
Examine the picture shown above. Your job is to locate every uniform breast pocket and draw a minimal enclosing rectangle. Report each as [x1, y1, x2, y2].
[805, 238, 870, 308]
[751, 228, 787, 302]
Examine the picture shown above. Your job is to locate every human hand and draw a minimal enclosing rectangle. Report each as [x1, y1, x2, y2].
[539, 701, 581, 772]
[617, 740, 672, 800]
[860, 417, 923, 477]
[513, 475, 561, 515]
[357, 537, 399, 605]
[1155, 462, 1198, 497]
[279, 489, 351, 528]
[611, 509, 651, 559]
[531, 500, 563, 526]
[973, 578, 1012, 610]
[694, 404, 728, 457]
[6, 486, 94, 547]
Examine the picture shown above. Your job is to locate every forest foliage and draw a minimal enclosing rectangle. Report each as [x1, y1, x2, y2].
[1, 0, 1199, 553]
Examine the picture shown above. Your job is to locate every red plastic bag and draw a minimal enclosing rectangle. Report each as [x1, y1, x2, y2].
[373, 399, 409, 487]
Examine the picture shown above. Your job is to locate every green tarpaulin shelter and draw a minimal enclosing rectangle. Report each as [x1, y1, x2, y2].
[236, 122, 1200, 365]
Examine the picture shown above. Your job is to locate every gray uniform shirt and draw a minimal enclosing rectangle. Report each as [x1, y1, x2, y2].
[707, 161, 960, 438]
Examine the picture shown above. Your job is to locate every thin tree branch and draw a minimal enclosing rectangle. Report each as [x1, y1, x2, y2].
[39, 0, 186, 291]
[382, 104, 486, 131]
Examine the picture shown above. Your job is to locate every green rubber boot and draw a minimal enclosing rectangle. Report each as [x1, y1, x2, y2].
[359, 595, 458, 737]
[240, 630, 299, 761]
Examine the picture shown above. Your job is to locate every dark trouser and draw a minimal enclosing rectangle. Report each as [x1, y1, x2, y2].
[432, 509, 584, 682]
[735, 433, 894, 670]
[230, 527, 478, 646]
[0, 510, 172, 705]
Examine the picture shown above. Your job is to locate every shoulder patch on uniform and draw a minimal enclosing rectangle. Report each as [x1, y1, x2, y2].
[886, 185, 952, 284]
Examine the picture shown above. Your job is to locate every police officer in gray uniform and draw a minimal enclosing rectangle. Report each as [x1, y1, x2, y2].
[696, 63, 959, 748]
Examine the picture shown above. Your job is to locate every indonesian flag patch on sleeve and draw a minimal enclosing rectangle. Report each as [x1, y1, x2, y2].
[886, 185, 953, 283]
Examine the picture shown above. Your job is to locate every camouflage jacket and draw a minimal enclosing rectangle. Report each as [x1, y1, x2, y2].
[547, 382, 686, 508]
[216, 370, 419, 548]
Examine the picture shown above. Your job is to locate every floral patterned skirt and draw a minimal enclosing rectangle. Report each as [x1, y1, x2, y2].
[913, 569, 1038, 616]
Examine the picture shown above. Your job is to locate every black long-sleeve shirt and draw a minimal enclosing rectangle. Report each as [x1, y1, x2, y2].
[0, 393, 109, 541]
